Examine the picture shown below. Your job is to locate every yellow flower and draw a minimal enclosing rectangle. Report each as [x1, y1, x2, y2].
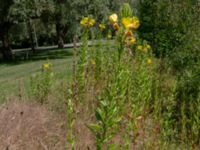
[99, 23, 106, 30]
[90, 59, 96, 65]
[80, 17, 95, 27]
[137, 45, 143, 51]
[121, 16, 140, 30]
[42, 63, 50, 70]
[129, 37, 136, 44]
[142, 44, 151, 53]
[113, 23, 119, 31]
[80, 17, 88, 25]
[109, 13, 118, 24]
[107, 30, 112, 39]
[146, 44, 151, 49]
[107, 34, 112, 39]
[143, 47, 148, 53]
[147, 58, 152, 65]
[132, 16, 140, 29]
[125, 36, 136, 45]
[89, 19, 95, 26]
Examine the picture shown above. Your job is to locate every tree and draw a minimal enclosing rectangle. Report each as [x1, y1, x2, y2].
[0, 0, 52, 60]
[40, 0, 72, 48]
[10, 0, 53, 52]
[0, 0, 15, 60]
[54, 1, 71, 48]
[137, 0, 200, 57]
[43, 0, 115, 48]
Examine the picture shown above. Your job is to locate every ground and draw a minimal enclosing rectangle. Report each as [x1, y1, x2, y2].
[0, 49, 71, 149]
[0, 101, 66, 150]
[0, 48, 97, 149]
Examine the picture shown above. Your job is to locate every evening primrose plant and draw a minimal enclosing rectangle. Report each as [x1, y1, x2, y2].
[80, 16, 95, 27]
[77, 16, 96, 93]
[76, 3, 156, 149]
[29, 62, 53, 104]
[78, 2, 155, 147]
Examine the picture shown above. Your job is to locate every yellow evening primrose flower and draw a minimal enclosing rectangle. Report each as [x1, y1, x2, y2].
[109, 13, 118, 24]
[147, 58, 152, 65]
[80, 17, 95, 27]
[132, 16, 140, 29]
[125, 36, 136, 45]
[80, 17, 88, 25]
[42, 63, 50, 70]
[143, 47, 148, 53]
[90, 59, 96, 65]
[107, 34, 112, 39]
[99, 23, 106, 30]
[129, 37, 136, 44]
[142, 44, 151, 53]
[107, 30, 112, 39]
[137, 45, 143, 51]
[121, 16, 140, 30]
[89, 19, 95, 26]
[108, 35, 112, 39]
[146, 44, 151, 49]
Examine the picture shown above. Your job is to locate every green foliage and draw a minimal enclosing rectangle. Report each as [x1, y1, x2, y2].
[88, 97, 121, 150]
[172, 65, 200, 144]
[8, 0, 52, 21]
[138, 0, 200, 58]
[69, 2, 200, 148]
[0, 0, 127, 54]
[0, 0, 14, 21]
[120, 3, 133, 18]
[138, 2, 200, 145]
[76, 4, 158, 149]
[66, 89, 76, 149]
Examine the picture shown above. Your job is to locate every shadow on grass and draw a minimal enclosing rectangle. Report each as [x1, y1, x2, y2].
[0, 48, 73, 66]
[31, 48, 73, 60]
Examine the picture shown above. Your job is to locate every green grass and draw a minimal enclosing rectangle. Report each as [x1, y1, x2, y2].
[0, 48, 73, 103]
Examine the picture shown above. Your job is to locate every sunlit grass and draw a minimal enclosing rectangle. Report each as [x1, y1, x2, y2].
[0, 48, 73, 103]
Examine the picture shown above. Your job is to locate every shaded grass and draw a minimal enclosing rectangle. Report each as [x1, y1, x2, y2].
[0, 48, 73, 103]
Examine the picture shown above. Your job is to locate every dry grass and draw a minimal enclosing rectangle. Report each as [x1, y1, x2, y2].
[0, 101, 66, 150]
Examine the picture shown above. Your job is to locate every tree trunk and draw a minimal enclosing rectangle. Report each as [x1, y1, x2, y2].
[0, 27, 13, 61]
[27, 19, 36, 53]
[56, 23, 65, 49]
[33, 23, 38, 48]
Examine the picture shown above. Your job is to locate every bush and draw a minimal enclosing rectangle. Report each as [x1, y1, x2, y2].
[138, 0, 200, 58]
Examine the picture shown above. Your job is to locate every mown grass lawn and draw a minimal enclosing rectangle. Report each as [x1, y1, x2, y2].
[0, 48, 73, 103]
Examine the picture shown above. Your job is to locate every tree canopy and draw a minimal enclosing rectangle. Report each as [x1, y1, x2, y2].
[0, 0, 200, 61]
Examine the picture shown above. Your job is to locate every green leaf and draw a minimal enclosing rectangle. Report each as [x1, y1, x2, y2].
[87, 123, 101, 133]
[107, 143, 118, 150]
[96, 108, 105, 121]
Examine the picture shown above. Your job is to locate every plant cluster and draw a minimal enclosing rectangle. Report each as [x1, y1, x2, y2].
[65, 2, 200, 149]
[29, 62, 54, 104]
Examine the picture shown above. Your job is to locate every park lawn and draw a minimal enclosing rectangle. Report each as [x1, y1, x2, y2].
[0, 48, 73, 103]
